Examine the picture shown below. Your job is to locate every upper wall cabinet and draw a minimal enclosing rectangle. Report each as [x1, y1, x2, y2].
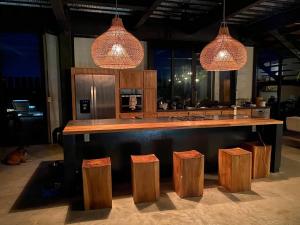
[144, 70, 157, 89]
[120, 70, 143, 89]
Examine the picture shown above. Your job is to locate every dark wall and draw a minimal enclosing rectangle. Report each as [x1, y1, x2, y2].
[0, 5, 248, 125]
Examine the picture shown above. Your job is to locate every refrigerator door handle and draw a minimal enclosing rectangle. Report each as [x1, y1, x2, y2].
[90, 85, 94, 118]
[93, 85, 97, 118]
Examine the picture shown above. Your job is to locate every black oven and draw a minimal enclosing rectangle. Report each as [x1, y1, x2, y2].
[120, 89, 143, 112]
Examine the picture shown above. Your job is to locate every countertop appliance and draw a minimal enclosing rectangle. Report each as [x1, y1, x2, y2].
[75, 75, 115, 119]
[252, 108, 270, 119]
[120, 89, 143, 112]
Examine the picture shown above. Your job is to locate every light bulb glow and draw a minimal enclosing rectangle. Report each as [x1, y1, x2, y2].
[111, 44, 124, 56]
[216, 50, 230, 61]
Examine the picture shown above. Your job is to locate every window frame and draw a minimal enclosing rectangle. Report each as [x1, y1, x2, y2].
[148, 41, 214, 105]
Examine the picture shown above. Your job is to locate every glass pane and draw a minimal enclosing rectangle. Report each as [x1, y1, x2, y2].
[0, 33, 43, 104]
[195, 62, 210, 103]
[173, 49, 192, 104]
[153, 48, 172, 101]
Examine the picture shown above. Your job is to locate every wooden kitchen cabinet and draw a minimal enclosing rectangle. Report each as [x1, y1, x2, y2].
[205, 110, 222, 116]
[143, 70, 157, 118]
[119, 113, 144, 119]
[144, 113, 158, 118]
[237, 109, 252, 116]
[157, 111, 189, 118]
[188, 111, 205, 116]
[144, 70, 157, 89]
[144, 89, 157, 114]
[120, 70, 143, 89]
[221, 109, 252, 116]
[221, 109, 234, 115]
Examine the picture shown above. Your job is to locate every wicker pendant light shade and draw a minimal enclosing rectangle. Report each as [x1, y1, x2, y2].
[200, 24, 247, 71]
[91, 17, 144, 69]
[200, 0, 247, 71]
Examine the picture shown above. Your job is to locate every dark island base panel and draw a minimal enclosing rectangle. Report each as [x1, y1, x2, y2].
[63, 124, 282, 194]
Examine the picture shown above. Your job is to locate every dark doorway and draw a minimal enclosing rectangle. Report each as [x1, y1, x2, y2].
[219, 71, 237, 105]
[0, 33, 48, 146]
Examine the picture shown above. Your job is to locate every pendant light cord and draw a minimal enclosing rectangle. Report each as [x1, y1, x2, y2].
[222, 0, 226, 26]
[115, 0, 119, 17]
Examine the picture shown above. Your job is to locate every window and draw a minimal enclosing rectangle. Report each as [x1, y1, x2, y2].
[0, 33, 47, 145]
[195, 60, 212, 102]
[153, 48, 172, 101]
[152, 47, 212, 106]
[0, 33, 43, 104]
[173, 49, 192, 102]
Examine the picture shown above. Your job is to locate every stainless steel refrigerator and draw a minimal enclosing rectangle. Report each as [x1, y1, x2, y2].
[75, 74, 115, 119]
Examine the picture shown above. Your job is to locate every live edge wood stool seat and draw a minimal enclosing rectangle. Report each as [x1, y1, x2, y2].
[218, 148, 252, 193]
[82, 158, 112, 210]
[131, 154, 160, 204]
[173, 150, 204, 198]
[241, 142, 271, 179]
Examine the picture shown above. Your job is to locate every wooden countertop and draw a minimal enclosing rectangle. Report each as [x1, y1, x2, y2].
[63, 116, 283, 135]
[157, 107, 269, 112]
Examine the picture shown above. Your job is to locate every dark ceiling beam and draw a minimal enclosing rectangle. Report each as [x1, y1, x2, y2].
[226, 0, 266, 21]
[50, 0, 70, 31]
[135, 0, 165, 29]
[279, 24, 300, 34]
[269, 30, 300, 60]
[190, 0, 258, 33]
[66, 0, 146, 11]
[246, 4, 300, 34]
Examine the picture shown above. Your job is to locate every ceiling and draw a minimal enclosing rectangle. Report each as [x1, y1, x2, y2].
[0, 0, 299, 45]
[0, 0, 298, 27]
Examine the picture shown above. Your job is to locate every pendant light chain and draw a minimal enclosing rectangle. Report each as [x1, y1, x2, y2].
[222, 0, 226, 26]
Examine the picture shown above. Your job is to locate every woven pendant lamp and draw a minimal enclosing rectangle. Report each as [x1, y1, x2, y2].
[91, 1, 144, 69]
[200, 0, 247, 71]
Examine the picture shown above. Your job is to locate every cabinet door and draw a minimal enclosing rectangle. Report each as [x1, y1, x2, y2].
[144, 89, 157, 113]
[189, 111, 205, 116]
[221, 109, 234, 115]
[119, 113, 144, 119]
[157, 111, 189, 118]
[205, 110, 222, 116]
[120, 70, 143, 89]
[222, 109, 252, 116]
[144, 113, 157, 118]
[144, 70, 157, 88]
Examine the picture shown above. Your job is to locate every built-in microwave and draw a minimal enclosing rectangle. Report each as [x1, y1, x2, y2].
[120, 89, 143, 112]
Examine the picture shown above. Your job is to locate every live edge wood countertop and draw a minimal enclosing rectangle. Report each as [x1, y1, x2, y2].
[63, 117, 283, 135]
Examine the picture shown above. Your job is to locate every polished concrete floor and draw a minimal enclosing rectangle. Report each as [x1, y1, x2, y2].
[0, 144, 300, 225]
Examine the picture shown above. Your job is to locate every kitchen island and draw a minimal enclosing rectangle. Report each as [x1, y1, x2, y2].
[63, 116, 283, 193]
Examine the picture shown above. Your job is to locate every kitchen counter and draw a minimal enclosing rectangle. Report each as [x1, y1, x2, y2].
[63, 116, 283, 194]
[157, 106, 269, 112]
[63, 116, 282, 135]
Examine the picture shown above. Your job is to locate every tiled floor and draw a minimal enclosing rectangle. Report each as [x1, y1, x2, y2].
[0, 144, 300, 225]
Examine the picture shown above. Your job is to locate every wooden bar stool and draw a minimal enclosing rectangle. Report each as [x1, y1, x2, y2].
[218, 148, 252, 192]
[241, 142, 271, 179]
[173, 150, 204, 198]
[82, 157, 112, 210]
[131, 154, 160, 204]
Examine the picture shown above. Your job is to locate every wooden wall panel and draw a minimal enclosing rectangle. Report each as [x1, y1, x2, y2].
[144, 70, 157, 88]
[120, 70, 143, 89]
